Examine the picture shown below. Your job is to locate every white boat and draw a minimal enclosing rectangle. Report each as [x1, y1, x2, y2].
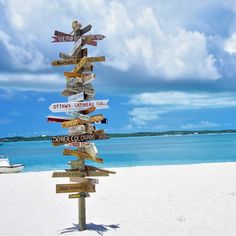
[0, 155, 24, 174]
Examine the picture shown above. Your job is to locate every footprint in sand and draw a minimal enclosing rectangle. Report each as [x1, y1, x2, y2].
[176, 216, 186, 222]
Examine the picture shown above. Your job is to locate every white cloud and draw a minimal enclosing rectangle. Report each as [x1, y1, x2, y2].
[0, 0, 220, 90]
[224, 33, 236, 55]
[129, 107, 160, 125]
[180, 120, 220, 129]
[37, 97, 46, 102]
[129, 91, 236, 109]
[0, 73, 64, 91]
[0, 30, 47, 71]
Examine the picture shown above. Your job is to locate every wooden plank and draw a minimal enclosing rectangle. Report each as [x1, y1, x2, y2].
[52, 133, 110, 146]
[52, 170, 109, 177]
[49, 100, 109, 113]
[69, 193, 90, 199]
[86, 165, 116, 174]
[74, 56, 105, 72]
[64, 72, 90, 78]
[63, 149, 103, 163]
[56, 183, 95, 193]
[73, 63, 93, 73]
[51, 58, 81, 66]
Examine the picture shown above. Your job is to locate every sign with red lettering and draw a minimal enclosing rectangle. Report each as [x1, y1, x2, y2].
[49, 100, 109, 113]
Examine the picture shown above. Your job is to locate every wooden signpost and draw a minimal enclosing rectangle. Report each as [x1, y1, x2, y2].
[49, 20, 115, 231]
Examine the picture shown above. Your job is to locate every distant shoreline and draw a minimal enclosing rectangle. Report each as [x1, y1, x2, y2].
[1, 129, 236, 142]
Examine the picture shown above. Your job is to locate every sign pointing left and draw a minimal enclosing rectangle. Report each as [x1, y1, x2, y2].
[49, 100, 109, 113]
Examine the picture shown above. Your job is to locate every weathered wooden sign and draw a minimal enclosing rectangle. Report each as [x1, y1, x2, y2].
[52, 170, 109, 178]
[64, 72, 90, 78]
[62, 114, 104, 128]
[69, 160, 85, 170]
[49, 100, 109, 113]
[69, 193, 90, 199]
[74, 56, 105, 72]
[52, 34, 105, 43]
[56, 183, 95, 193]
[63, 149, 103, 163]
[51, 58, 82, 66]
[52, 133, 110, 146]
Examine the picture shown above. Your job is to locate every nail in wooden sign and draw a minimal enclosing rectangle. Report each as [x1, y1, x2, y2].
[74, 56, 105, 72]
[69, 193, 90, 199]
[52, 133, 110, 146]
[56, 183, 95, 193]
[49, 100, 109, 113]
[62, 114, 104, 128]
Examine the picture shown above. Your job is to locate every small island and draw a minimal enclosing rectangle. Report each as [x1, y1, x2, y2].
[1, 129, 236, 142]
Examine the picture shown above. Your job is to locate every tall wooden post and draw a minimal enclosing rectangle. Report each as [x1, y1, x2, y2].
[50, 20, 116, 232]
[79, 197, 86, 231]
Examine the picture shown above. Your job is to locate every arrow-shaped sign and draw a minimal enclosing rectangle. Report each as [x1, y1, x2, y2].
[74, 56, 105, 72]
[49, 100, 109, 113]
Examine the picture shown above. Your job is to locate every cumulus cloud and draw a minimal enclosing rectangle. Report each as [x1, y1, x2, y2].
[224, 33, 236, 54]
[0, 73, 64, 91]
[180, 120, 220, 129]
[128, 91, 236, 126]
[129, 91, 236, 109]
[0, 0, 224, 92]
[128, 107, 161, 125]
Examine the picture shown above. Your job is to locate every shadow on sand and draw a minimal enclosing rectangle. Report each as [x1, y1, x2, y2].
[60, 223, 120, 235]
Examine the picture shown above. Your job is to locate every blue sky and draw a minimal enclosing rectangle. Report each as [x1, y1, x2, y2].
[1, 0, 236, 137]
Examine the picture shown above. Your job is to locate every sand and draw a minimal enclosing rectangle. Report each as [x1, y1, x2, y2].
[0, 163, 236, 236]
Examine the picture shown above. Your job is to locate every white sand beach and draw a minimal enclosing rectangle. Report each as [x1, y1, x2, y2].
[0, 163, 236, 236]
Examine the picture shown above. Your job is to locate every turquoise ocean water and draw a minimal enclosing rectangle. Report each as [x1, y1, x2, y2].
[0, 133, 236, 172]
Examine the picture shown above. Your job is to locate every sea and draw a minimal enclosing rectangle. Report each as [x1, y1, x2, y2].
[0, 133, 236, 172]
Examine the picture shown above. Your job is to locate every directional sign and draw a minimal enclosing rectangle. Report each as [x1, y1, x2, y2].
[63, 149, 103, 163]
[47, 115, 72, 122]
[49, 100, 109, 113]
[51, 58, 82, 66]
[62, 114, 104, 128]
[69, 193, 90, 199]
[86, 165, 116, 174]
[66, 142, 90, 147]
[52, 170, 109, 177]
[64, 72, 90, 78]
[68, 92, 84, 102]
[52, 133, 110, 146]
[52, 34, 105, 43]
[66, 74, 95, 86]
[74, 56, 105, 72]
[56, 183, 95, 193]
